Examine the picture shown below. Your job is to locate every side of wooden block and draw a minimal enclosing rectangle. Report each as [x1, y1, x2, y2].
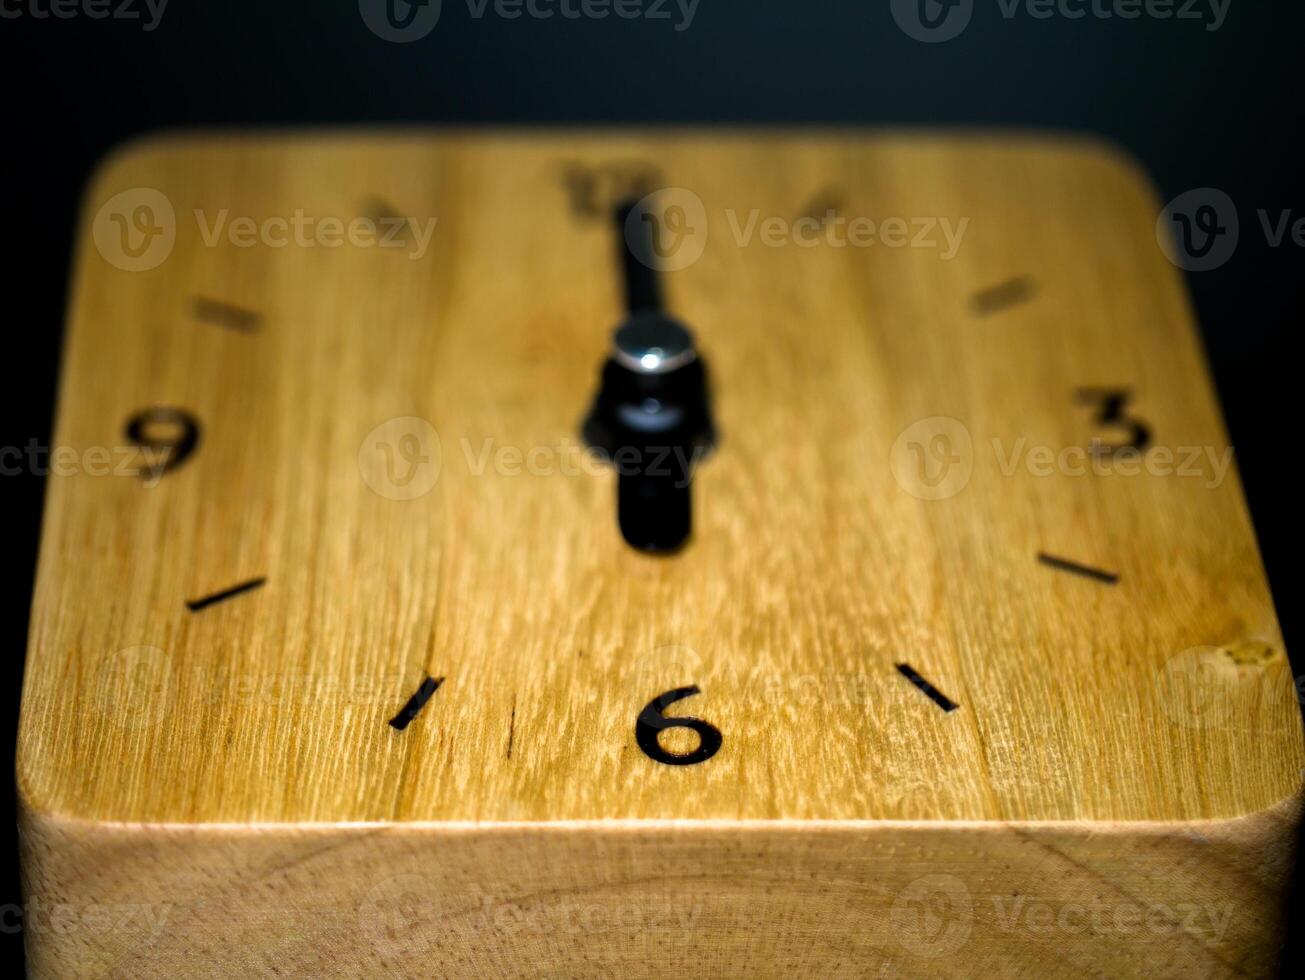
[19, 802, 1299, 978]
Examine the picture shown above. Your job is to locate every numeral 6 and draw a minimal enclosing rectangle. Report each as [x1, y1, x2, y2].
[635, 686, 722, 766]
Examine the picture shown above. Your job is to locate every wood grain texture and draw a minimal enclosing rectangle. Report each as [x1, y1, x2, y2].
[17, 130, 1302, 977]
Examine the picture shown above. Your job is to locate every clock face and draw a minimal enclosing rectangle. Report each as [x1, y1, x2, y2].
[18, 132, 1299, 829]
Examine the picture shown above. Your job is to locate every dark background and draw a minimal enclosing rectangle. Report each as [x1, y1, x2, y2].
[1, 0, 1300, 974]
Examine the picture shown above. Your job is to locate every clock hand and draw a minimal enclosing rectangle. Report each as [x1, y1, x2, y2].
[582, 197, 716, 554]
[614, 196, 664, 312]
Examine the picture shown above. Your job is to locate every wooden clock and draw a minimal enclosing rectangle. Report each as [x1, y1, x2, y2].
[17, 130, 1302, 978]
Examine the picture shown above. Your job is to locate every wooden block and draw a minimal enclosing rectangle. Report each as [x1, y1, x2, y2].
[17, 131, 1301, 978]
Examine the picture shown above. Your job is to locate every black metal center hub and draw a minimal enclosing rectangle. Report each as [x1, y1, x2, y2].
[582, 311, 716, 554]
